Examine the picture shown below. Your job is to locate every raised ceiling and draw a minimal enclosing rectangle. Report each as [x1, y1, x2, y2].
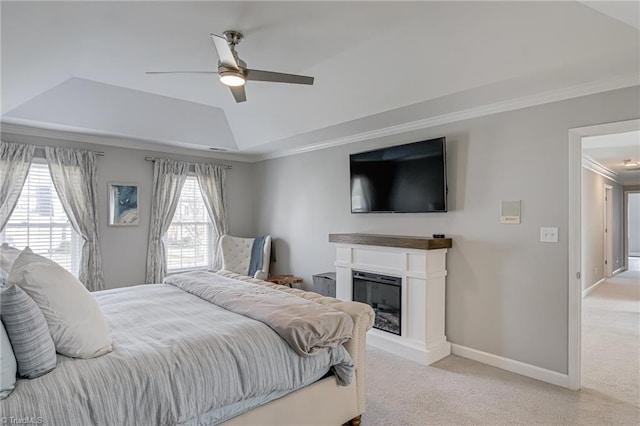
[1, 1, 639, 159]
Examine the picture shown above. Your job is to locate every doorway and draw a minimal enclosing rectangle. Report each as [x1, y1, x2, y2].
[568, 118, 639, 390]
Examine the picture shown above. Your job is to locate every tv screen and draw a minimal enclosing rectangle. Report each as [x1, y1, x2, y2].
[350, 137, 447, 213]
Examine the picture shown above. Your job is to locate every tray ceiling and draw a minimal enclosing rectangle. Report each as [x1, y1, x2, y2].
[2, 1, 639, 157]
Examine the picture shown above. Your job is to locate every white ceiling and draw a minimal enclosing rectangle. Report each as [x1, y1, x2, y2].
[2, 1, 639, 158]
[583, 130, 640, 185]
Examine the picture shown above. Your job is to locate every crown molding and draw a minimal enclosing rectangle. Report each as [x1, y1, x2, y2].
[256, 73, 639, 161]
[0, 121, 258, 163]
[2, 74, 638, 164]
[582, 155, 618, 183]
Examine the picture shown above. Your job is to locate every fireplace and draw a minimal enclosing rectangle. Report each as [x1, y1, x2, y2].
[352, 270, 401, 335]
[331, 233, 452, 365]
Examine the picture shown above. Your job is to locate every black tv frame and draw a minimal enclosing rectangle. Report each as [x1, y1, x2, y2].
[349, 137, 448, 214]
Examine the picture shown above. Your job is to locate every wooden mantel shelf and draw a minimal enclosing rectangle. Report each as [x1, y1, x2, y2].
[328, 233, 452, 250]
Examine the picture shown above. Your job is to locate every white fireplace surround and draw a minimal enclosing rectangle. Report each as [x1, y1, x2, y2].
[332, 238, 451, 365]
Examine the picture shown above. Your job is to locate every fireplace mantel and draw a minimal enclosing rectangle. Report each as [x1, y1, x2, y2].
[330, 233, 451, 365]
[329, 233, 452, 250]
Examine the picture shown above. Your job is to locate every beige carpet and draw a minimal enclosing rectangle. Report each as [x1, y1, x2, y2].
[362, 268, 639, 425]
[582, 267, 640, 408]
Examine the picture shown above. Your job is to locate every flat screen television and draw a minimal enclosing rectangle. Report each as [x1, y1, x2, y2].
[350, 137, 447, 213]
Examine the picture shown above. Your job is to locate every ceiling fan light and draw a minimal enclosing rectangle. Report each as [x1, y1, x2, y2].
[623, 159, 639, 168]
[219, 72, 246, 87]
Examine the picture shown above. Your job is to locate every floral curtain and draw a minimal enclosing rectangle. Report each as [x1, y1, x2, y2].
[194, 163, 229, 270]
[46, 147, 105, 291]
[145, 159, 188, 283]
[0, 142, 35, 233]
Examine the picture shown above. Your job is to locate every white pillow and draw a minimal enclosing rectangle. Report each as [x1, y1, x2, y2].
[8, 248, 112, 359]
[0, 243, 21, 272]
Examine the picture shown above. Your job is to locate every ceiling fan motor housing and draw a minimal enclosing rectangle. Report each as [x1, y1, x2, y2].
[218, 30, 246, 81]
[223, 30, 244, 47]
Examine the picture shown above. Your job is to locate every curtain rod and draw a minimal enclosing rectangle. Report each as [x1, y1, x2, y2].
[144, 156, 232, 170]
[31, 145, 104, 156]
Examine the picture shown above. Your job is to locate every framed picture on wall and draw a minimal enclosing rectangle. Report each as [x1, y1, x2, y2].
[108, 182, 139, 226]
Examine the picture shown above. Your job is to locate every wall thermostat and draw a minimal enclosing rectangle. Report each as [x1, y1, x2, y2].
[501, 200, 521, 224]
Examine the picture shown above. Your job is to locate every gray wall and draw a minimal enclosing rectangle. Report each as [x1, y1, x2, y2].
[628, 192, 640, 256]
[3, 86, 637, 374]
[1, 133, 257, 289]
[581, 169, 624, 288]
[254, 86, 639, 374]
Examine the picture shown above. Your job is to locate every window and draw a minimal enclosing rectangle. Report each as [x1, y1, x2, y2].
[0, 161, 81, 275]
[351, 176, 372, 212]
[165, 176, 213, 272]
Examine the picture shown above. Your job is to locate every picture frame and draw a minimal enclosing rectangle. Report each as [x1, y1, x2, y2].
[108, 182, 139, 226]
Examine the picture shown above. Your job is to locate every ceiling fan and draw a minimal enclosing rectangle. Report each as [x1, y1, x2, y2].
[146, 30, 314, 103]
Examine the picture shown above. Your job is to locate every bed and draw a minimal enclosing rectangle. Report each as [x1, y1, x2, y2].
[0, 269, 374, 426]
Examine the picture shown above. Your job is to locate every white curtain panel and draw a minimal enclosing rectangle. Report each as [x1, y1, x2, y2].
[194, 163, 229, 270]
[145, 159, 188, 284]
[45, 147, 105, 291]
[0, 142, 35, 233]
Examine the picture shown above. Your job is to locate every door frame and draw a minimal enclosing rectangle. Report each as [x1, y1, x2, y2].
[603, 184, 613, 277]
[626, 190, 640, 264]
[567, 118, 639, 390]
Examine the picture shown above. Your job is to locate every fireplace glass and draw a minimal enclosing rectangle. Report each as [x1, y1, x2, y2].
[352, 270, 401, 335]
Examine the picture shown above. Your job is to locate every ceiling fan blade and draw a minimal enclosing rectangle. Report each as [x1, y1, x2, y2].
[211, 33, 239, 69]
[146, 71, 217, 74]
[229, 86, 247, 103]
[246, 69, 314, 85]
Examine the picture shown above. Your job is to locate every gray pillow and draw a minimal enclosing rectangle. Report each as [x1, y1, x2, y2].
[1, 319, 17, 399]
[0, 273, 57, 379]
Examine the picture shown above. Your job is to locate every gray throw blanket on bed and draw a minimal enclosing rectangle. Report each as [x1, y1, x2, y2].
[164, 270, 354, 356]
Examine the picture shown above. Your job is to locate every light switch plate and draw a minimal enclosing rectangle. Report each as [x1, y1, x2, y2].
[540, 227, 558, 243]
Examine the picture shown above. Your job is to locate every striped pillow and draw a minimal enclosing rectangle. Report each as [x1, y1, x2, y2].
[0, 319, 17, 399]
[0, 275, 56, 379]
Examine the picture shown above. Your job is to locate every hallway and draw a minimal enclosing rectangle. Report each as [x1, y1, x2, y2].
[582, 259, 640, 407]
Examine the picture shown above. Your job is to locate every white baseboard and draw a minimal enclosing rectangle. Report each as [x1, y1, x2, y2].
[582, 278, 605, 298]
[612, 266, 625, 276]
[450, 344, 569, 388]
[367, 330, 451, 366]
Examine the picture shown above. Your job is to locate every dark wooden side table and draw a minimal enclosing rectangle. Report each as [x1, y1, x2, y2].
[266, 274, 303, 287]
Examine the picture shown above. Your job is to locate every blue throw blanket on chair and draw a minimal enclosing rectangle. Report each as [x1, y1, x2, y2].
[248, 236, 268, 277]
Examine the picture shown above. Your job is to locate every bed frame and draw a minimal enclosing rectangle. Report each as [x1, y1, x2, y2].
[216, 271, 374, 426]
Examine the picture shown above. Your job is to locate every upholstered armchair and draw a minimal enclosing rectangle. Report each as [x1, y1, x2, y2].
[219, 235, 272, 280]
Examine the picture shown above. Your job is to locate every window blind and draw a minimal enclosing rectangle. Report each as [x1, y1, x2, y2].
[0, 161, 81, 275]
[165, 175, 212, 271]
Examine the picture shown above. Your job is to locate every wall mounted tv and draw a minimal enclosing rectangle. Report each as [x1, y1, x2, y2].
[350, 137, 447, 213]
